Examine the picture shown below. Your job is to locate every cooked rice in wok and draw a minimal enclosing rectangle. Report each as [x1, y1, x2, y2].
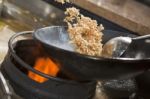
[64, 7, 104, 56]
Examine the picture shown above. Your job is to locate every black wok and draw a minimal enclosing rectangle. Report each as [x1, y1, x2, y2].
[33, 26, 150, 81]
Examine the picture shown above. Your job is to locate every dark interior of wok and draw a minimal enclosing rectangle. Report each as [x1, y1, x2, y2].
[0, 0, 150, 99]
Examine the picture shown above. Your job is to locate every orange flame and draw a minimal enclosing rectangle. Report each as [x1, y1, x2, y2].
[28, 57, 59, 83]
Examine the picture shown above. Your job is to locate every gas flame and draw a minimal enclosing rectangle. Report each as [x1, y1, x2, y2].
[28, 57, 59, 83]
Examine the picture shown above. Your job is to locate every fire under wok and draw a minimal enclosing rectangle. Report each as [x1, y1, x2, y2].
[33, 26, 150, 81]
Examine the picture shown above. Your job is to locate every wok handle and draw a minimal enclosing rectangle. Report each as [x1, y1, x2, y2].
[133, 34, 150, 41]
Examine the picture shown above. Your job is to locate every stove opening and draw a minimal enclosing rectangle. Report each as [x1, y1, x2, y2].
[28, 57, 59, 83]
[12, 40, 71, 82]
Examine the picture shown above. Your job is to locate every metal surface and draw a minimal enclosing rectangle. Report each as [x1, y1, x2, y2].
[103, 34, 150, 58]
[122, 35, 150, 59]
[33, 26, 150, 81]
[102, 37, 132, 58]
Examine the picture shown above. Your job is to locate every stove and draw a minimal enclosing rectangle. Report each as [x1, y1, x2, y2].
[0, 31, 149, 99]
[0, 31, 97, 99]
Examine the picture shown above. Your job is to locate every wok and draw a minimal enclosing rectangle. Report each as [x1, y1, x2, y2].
[33, 26, 150, 81]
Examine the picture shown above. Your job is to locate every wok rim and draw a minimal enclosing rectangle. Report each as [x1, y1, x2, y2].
[33, 26, 150, 62]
